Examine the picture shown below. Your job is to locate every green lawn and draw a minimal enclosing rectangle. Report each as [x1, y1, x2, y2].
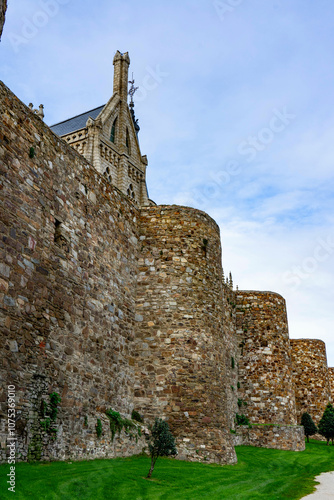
[1, 441, 333, 499]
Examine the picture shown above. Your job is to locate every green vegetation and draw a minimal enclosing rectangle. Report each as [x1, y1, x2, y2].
[318, 402, 334, 445]
[105, 409, 141, 442]
[301, 412, 317, 443]
[237, 398, 247, 409]
[29, 146, 35, 158]
[147, 418, 177, 478]
[235, 413, 250, 426]
[131, 409, 144, 423]
[96, 418, 102, 438]
[39, 392, 61, 440]
[1, 441, 333, 499]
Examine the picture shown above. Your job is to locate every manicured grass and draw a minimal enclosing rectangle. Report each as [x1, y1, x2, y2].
[1, 441, 333, 499]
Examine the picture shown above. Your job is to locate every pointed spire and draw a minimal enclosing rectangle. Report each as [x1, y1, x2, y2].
[229, 272, 233, 289]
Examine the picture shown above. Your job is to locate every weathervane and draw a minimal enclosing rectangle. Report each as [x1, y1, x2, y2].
[128, 73, 139, 105]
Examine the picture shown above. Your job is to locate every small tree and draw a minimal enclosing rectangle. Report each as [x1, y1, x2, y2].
[318, 403, 334, 445]
[301, 412, 317, 442]
[146, 418, 177, 478]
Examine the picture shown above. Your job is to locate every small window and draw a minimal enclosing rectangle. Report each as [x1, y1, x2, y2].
[127, 184, 135, 200]
[110, 118, 117, 143]
[126, 128, 130, 153]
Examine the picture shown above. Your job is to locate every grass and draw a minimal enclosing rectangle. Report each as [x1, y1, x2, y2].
[0, 441, 333, 499]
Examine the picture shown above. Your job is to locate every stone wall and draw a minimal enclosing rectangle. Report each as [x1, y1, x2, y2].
[222, 281, 239, 429]
[0, 81, 142, 462]
[233, 425, 305, 451]
[236, 291, 297, 425]
[290, 339, 332, 424]
[329, 368, 334, 402]
[133, 206, 236, 464]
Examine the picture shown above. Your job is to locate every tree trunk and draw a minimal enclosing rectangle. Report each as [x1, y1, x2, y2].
[306, 436, 309, 443]
[147, 457, 156, 478]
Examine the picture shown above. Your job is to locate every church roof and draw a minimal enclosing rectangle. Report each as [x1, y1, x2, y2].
[50, 105, 105, 136]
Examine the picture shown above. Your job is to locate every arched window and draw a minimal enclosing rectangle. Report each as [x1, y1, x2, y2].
[127, 184, 135, 200]
[126, 128, 130, 153]
[110, 118, 117, 143]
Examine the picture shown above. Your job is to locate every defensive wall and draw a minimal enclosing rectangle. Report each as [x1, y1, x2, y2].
[290, 339, 332, 424]
[329, 368, 334, 403]
[0, 81, 237, 464]
[236, 291, 297, 425]
[0, 81, 145, 461]
[232, 424, 305, 451]
[1, 79, 332, 463]
[133, 206, 236, 463]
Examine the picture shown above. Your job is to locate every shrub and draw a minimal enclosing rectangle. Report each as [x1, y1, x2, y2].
[146, 418, 177, 478]
[301, 412, 318, 443]
[131, 410, 144, 423]
[235, 414, 250, 426]
[318, 403, 334, 445]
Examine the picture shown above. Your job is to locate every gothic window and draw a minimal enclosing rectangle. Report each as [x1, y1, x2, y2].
[104, 168, 112, 184]
[110, 118, 117, 143]
[126, 184, 135, 200]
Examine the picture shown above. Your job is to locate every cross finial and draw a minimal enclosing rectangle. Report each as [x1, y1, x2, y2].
[128, 73, 139, 105]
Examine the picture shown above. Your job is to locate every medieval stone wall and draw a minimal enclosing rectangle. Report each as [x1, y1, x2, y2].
[133, 206, 236, 464]
[233, 424, 305, 451]
[0, 81, 143, 462]
[236, 291, 297, 425]
[222, 282, 239, 429]
[329, 367, 334, 402]
[290, 339, 332, 424]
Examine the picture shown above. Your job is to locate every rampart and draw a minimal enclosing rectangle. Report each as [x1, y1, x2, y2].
[236, 291, 297, 425]
[0, 81, 145, 461]
[233, 424, 305, 451]
[290, 339, 332, 424]
[133, 206, 236, 463]
[0, 78, 328, 464]
[329, 368, 334, 402]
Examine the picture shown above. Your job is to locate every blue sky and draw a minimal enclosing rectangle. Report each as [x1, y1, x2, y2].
[1, 0, 334, 365]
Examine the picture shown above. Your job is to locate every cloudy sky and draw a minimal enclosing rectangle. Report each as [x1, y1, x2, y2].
[1, 0, 334, 365]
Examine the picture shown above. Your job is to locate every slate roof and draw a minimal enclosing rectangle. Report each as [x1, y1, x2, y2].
[50, 105, 105, 136]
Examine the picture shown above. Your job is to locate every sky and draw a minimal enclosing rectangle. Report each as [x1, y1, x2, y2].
[1, 0, 334, 365]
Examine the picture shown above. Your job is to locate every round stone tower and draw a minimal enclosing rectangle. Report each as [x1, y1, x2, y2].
[290, 339, 332, 424]
[236, 291, 297, 425]
[133, 205, 236, 464]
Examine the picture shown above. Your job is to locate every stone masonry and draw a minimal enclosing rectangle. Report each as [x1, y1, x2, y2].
[50, 51, 150, 207]
[236, 291, 297, 425]
[133, 206, 236, 463]
[233, 425, 305, 451]
[0, 80, 144, 461]
[329, 368, 334, 403]
[290, 339, 332, 424]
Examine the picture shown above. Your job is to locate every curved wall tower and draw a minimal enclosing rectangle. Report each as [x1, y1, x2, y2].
[236, 291, 297, 425]
[290, 339, 332, 424]
[133, 205, 236, 464]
